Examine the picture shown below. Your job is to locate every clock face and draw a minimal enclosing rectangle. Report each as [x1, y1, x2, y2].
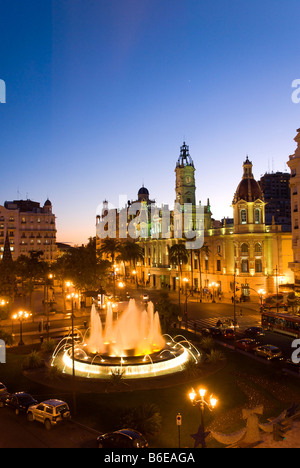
[185, 176, 192, 184]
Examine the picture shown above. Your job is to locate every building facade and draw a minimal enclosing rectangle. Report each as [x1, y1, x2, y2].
[287, 128, 300, 288]
[259, 171, 291, 229]
[0, 199, 57, 261]
[98, 143, 294, 299]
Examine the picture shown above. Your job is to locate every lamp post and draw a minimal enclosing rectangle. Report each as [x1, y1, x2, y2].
[67, 291, 78, 415]
[189, 387, 218, 448]
[183, 277, 189, 326]
[209, 282, 216, 303]
[12, 310, 30, 346]
[45, 273, 54, 341]
[257, 289, 266, 307]
[66, 292, 79, 379]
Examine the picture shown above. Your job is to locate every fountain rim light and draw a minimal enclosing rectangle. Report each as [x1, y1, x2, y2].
[60, 345, 190, 379]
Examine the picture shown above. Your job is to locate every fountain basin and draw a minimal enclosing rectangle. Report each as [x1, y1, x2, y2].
[61, 344, 189, 379]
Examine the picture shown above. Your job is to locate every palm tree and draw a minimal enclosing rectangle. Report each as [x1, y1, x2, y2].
[99, 238, 122, 299]
[118, 241, 144, 286]
[194, 242, 210, 302]
[168, 242, 189, 313]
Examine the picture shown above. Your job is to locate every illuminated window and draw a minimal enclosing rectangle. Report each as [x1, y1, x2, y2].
[241, 259, 249, 273]
[255, 259, 262, 273]
[241, 243, 249, 255]
[240, 209, 247, 224]
[255, 243, 262, 254]
[255, 208, 261, 224]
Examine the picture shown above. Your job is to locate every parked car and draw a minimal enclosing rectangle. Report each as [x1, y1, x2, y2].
[5, 392, 38, 415]
[0, 382, 8, 395]
[0, 383, 9, 408]
[27, 399, 71, 430]
[97, 429, 148, 449]
[255, 344, 283, 361]
[220, 319, 239, 329]
[222, 328, 235, 340]
[243, 327, 265, 338]
[235, 338, 259, 352]
[201, 326, 222, 337]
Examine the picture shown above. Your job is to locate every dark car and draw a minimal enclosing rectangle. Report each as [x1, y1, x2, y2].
[97, 429, 148, 449]
[235, 338, 259, 352]
[5, 392, 38, 415]
[0, 383, 9, 408]
[222, 328, 235, 340]
[243, 327, 265, 338]
[201, 326, 222, 337]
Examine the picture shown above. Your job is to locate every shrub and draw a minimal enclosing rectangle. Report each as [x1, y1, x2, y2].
[120, 403, 162, 436]
[41, 339, 56, 356]
[183, 358, 204, 377]
[206, 349, 225, 364]
[22, 351, 44, 370]
[199, 336, 215, 352]
[0, 329, 13, 346]
[46, 364, 60, 381]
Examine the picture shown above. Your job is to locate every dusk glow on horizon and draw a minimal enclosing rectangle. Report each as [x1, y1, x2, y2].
[1, 0, 300, 245]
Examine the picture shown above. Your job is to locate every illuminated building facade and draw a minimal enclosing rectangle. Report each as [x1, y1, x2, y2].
[97, 143, 294, 298]
[0, 199, 57, 261]
[287, 128, 300, 289]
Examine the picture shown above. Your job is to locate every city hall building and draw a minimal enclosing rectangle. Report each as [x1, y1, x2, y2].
[97, 142, 294, 299]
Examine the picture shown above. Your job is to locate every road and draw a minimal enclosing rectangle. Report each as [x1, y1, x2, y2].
[0, 407, 98, 448]
[1, 286, 299, 448]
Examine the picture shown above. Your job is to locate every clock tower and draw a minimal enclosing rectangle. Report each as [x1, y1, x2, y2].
[175, 142, 196, 206]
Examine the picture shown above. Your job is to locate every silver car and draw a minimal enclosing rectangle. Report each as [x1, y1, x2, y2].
[255, 344, 283, 361]
[27, 399, 71, 430]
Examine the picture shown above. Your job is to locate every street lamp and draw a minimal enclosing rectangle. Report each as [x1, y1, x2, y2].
[258, 289, 266, 307]
[189, 387, 218, 448]
[12, 310, 30, 346]
[209, 282, 216, 303]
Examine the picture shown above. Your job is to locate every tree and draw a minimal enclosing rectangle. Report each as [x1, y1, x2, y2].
[154, 291, 179, 333]
[0, 259, 16, 317]
[15, 251, 49, 316]
[118, 241, 144, 286]
[99, 238, 122, 298]
[168, 242, 189, 313]
[55, 238, 111, 297]
[120, 403, 162, 436]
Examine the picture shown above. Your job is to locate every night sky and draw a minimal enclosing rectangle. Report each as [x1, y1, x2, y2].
[1, 0, 300, 244]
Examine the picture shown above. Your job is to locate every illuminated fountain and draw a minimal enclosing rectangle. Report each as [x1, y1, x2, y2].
[51, 299, 199, 380]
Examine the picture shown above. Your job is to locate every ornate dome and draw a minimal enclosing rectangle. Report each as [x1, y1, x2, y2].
[138, 186, 149, 197]
[233, 157, 263, 203]
[234, 178, 263, 203]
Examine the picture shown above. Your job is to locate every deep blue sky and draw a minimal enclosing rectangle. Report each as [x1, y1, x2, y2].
[1, 0, 300, 244]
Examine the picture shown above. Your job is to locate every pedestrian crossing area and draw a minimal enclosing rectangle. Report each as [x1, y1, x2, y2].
[186, 314, 261, 332]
